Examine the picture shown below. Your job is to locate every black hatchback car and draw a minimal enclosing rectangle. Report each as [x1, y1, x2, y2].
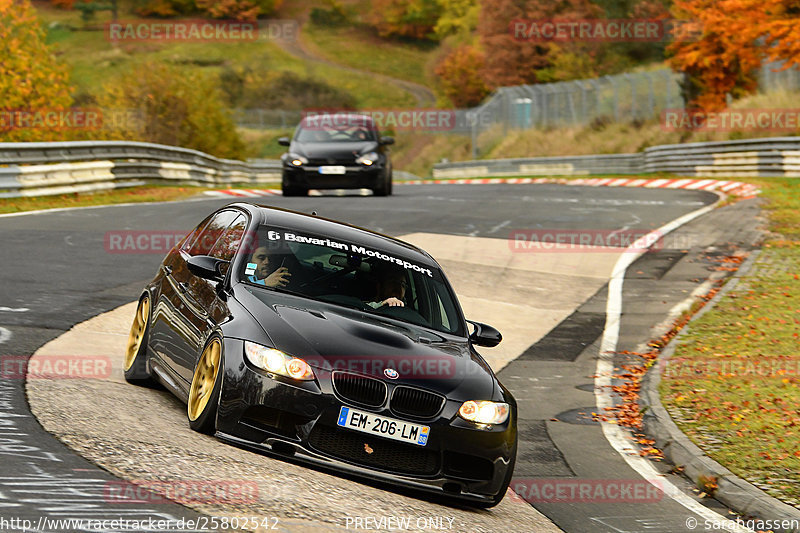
[278, 113, 394, 197]
[124, 203, 517, 506]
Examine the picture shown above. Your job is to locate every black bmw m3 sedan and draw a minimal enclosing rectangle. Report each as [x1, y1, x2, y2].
[124, 203, 517, 506]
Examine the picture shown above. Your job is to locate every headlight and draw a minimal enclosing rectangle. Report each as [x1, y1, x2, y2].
[244, 341, 315, 380]
[356, 152, 379, 166]
[286, 153, 308, 167]
[458, 400, 509, 425]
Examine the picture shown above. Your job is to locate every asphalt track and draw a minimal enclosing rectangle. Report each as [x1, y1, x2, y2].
[0, 184, 761, 532]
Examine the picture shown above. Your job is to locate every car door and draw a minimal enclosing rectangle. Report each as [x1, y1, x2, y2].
[164, 209, 242, 387]
[149, 213, 213, 386]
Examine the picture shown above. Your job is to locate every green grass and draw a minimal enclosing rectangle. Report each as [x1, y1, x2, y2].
[661, 178, 800, 506]
[303, 24, 438, 89]
[37, 4, 414, 109]
[0, 181, 281, 215]
[0, 185, 201, 214]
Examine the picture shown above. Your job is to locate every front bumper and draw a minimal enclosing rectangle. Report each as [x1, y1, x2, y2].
[216, 339, 516, 503]
[282, 165, 385, 190]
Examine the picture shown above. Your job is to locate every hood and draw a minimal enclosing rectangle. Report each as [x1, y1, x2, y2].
[236, 286, 495, 400]
[290, 141, 378, 160]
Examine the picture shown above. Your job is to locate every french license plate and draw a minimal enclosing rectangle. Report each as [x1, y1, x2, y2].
[318, 165, 346, 175]
[336, 406, 430, 446]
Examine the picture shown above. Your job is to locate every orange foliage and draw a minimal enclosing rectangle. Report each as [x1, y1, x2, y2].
[478, 0, 601, 89]
[0, 0, 75, 142]
[669, 0, 800, 110]
[435, 45, 490, 107]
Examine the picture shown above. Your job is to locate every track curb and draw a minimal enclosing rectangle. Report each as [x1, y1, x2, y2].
[641, 249, 800, 529]
[204, 177, 760, 199]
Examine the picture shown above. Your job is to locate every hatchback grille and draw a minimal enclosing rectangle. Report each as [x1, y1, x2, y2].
[391, 386, 445, 418]
[308, 425, 439, 476]
[308, 158, 352, 166]
[332, 372, 387, 407]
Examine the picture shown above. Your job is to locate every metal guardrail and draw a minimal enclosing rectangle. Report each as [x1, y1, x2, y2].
[434, 153, 643, 179]
[434, 136, 800, 179]
[2, 136, 797, 198]
[0, 141, 281, 198]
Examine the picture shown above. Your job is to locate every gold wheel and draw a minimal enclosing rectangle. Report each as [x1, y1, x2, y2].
[124, 296, 150, 372]
[188, 338, 221, 421]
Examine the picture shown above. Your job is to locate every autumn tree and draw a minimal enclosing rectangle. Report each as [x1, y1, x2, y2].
[478, 0, 601, 89]
[667, 0, 800, 110]
[195, 0, 282, 20]
[668, 0, 764, 110]
[0, 0, 76, 142]
[435, 44, 489, 106]
[368, 0, 443, 40]
[135, 0, 196, 17]
[434, 0, 480, 41]
[741, 1, 800, 71]
[135, 0, 281, 18]
[97, 62, 246, 159]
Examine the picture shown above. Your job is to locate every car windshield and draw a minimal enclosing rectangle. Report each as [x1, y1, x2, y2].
[239, 226, 464, 336]
[294, 118, 378, 143]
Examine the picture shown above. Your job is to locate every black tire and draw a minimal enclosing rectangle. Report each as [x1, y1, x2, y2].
[473, 435, 517, 508]
[372, 171, 392, 197]
[282, 183, 307, 197]
[123, 294, 153, 384]
[187, 337, 223, 434]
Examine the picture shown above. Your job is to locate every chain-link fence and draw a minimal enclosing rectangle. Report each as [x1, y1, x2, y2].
[464, 68, 684, 156]
[232, 62, 800, 158]
[758, 60, 800, 93]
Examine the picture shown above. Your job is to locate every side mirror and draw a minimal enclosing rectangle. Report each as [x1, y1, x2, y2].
[187, 255, 228, 282]
[379, 136, 395, 145]
[277, 137, 290, 146]
[467, 320, 502, 347]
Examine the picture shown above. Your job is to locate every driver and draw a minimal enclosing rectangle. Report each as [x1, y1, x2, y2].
[248, 246, 291, 288]
[366, 268, 407, 308]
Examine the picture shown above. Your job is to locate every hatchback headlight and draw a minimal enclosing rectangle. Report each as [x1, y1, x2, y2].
[458, 400, 509, 425]
[244, 341, 315, 380]
[286, 153, 308, 166]
[356, 152, 379, 166]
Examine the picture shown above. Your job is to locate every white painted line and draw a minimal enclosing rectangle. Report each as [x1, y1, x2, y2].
[594, 193, 753, 533]
[488, 220, 511, 234]
[0, 307, 28, 312]
[0, 327, 11, 345]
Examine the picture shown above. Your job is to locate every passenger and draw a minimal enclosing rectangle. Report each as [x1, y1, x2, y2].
[248, 246, 291, 288]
